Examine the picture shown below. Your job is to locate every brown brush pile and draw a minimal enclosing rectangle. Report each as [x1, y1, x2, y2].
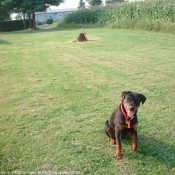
[77, 33, 88, 42]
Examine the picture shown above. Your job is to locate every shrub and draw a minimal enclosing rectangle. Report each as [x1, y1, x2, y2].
[36, 21, 44, 26]
[46, 18, 54, 24]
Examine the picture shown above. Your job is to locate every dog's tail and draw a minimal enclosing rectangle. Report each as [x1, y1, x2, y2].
[104, 120, 110, 137]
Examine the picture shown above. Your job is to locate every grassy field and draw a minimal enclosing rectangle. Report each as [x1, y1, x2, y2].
[0, 27, 175, 174]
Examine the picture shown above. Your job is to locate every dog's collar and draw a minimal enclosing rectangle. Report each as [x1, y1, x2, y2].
[120, 104, 135, 128]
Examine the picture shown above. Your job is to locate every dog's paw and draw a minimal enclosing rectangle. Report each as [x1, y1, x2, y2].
[115, 150, 122, 159]
[134, 149, 140, 153]
[109, 138, 115, 145]
[115, 153, 122, 160]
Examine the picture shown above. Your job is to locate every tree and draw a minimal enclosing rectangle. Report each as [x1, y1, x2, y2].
[1, 0, 65, 28]
[86, 0, 102, 7]
[22, 0, 47, 28]
[78, 0, 86, 9]
[0, 0, 11, 21]
[105, 0, 124, 4]
[0, 5, 9, 21]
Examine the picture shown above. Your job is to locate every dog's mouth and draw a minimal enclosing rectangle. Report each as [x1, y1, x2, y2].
[126, 110, 135, 118]
[123, 103, 138, 118]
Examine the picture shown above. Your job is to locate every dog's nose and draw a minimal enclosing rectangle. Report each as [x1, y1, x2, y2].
[130, 107, 134, 111]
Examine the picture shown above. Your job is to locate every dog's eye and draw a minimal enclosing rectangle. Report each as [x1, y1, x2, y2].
[128, 96, 132, 101]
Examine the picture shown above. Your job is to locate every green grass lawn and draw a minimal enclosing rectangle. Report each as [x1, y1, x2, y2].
[0, 27, 175, 174]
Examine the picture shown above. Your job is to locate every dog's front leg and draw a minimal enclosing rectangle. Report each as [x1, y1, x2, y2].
[115, 127, 122, 159]
[131, 130, 139, 153]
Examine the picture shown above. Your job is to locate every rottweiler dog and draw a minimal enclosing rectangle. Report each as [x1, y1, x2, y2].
[104, 91, 146, 159]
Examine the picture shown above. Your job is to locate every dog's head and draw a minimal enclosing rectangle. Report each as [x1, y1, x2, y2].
[121, 91, 146, 117]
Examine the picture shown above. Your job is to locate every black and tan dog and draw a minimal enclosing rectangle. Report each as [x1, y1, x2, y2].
[104, 91, 146, 159]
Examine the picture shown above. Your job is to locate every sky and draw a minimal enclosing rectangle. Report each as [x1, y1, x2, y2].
[50, 0, 106, 9]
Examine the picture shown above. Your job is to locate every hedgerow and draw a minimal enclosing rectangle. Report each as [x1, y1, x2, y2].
[63, 7, 108, 24]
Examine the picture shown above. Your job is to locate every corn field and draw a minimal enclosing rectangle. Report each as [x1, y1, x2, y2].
[105, 0, 174, 23]
[62, 0, 175, 33]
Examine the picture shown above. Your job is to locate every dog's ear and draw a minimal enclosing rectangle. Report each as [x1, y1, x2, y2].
[121, 91, 131, 101]
[139, 93, 146, 104]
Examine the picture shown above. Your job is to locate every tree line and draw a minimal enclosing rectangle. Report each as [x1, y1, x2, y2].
[78, 0, 124, 9]
[0, 0, 64, 28]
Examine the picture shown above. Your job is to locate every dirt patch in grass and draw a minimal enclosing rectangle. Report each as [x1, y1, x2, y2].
[72, 39, 98, 42]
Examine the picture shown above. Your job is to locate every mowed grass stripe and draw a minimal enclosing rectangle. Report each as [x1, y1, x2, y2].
[0, 28, 175, 174]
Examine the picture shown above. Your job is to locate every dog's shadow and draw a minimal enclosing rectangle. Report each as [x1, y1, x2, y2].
[123, 134, 175, 168]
